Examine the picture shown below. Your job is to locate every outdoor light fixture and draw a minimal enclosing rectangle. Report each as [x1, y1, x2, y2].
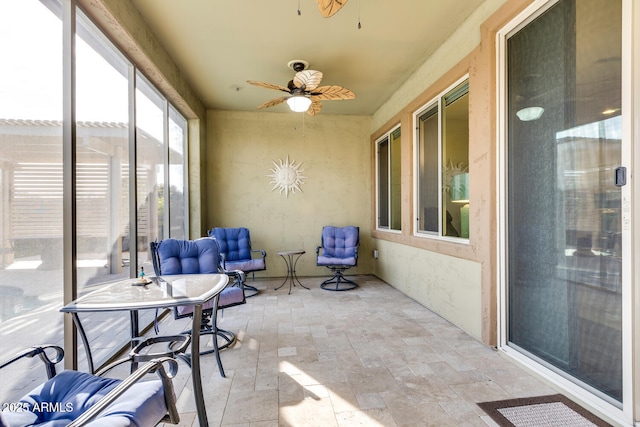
[286, 95, 312, 112]
[516, 106, 544, 121]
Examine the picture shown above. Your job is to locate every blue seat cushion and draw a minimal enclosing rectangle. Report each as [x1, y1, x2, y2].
[317, 254, 357, 267]
[218, 286, 245, 309]
[225, 258, 265, 272]
[176, 297, 216, 316]
[1, 370, 166, 426]
[157, 238, 220, 275]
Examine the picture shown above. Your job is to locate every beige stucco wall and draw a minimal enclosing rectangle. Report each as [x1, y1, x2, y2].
[206, 110, 372, 278]
[368, 0, 510, 344]
[373, 239, 482, 338]
[372, 0, 507, 131]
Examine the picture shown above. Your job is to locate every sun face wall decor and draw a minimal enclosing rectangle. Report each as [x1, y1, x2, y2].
[267, 156, 307, 198]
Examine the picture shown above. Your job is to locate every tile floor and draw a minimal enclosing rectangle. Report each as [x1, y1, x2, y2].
[152, 275, 557, 427]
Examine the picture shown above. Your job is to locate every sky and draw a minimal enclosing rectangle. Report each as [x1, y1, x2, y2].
[1, 0, 133, 125]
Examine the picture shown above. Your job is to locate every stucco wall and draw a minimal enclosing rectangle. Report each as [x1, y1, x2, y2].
[206, 110, 372, 278]
[373, 240, 482, 338]
[368, 0, 508, 344]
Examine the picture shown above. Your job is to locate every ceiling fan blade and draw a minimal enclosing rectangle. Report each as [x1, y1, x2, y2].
[247, 80, 291, 93]
[293, 70, 323, 91]
[316, 0, 348, 17]
[306, 99, 323, 116]
[257, 96, 288, 109]
[310, 85, 356, 101]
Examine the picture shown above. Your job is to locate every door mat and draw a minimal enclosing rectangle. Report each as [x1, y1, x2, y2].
[477, 394, 612, 427]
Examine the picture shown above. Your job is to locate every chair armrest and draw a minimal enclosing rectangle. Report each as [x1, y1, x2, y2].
[222, 268, 246, 288]
[316, 246, 323, 255]
[67, 357, 180, 427]
[251, 249, 266, 259]
[0, 344, 63, 379]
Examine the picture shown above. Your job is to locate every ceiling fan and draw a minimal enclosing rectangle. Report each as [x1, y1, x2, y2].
[246, 60, 356, 116]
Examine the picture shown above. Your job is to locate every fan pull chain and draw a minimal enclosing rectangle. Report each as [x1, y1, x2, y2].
[297, 0, 301, 15]
[357, 0, 362, 29]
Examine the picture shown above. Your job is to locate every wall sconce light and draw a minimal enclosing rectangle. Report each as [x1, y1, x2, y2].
[286, 95, 312, 112]
[451, 172, 470, 238]
[516, 106, 544, 121]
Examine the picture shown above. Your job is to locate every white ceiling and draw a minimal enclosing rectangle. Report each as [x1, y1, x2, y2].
[129, 0, 486, 116]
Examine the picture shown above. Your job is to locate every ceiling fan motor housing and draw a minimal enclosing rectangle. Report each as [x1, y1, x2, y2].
[287, 59, 309, 72]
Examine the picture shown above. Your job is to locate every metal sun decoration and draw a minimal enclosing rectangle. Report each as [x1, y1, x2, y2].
[267, 156, 307, 198]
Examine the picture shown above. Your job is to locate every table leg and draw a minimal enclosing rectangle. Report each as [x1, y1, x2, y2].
[274, 253, 292, 291]
[191, 303, 209, 427]
[129, 310, 139, 373]
[71, 313, 94, 374]
[291, 253, 309, 290]
[275, 253, 309, 294]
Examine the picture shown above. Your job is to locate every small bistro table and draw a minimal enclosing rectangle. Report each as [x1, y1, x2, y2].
[61, 273, 229, 427]
[275, 250, 309, 294]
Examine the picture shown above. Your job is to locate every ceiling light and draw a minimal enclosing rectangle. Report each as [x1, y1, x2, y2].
[516, 106, 544, 121]
[286, 95, 312, 112]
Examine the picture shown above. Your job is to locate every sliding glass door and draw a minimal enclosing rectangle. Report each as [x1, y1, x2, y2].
[504, 0, 623, 405]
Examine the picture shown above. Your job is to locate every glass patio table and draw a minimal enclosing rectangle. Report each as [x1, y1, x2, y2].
[61, 273, 229, 427]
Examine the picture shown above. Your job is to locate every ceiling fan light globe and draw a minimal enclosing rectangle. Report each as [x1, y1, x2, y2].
[516, 106, 544, 121]
[287, 95, 312, 112]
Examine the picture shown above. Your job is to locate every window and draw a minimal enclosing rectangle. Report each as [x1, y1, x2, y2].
[76, 9, 130, 287]
[0, 0, 192, 392]
[376, 125, 401, 231]
[136, 73, 165, 264]
[168, 106, 188, 239]
[0, 0, 64, 375]
[414, 77, 469, 239]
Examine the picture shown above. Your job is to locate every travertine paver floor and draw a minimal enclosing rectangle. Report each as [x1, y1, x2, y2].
[150, 275, 556, 427]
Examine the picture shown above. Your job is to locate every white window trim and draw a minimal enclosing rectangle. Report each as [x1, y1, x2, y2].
[412, 74, 470, 243]
[375, 124, 402, 233]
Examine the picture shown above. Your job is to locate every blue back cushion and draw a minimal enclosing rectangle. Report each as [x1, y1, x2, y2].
[208, 228, 251, 262]
[156, 238, 220, 275]
[322, 226, 359, 258]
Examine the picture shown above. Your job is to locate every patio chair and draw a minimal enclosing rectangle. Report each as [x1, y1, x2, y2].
[208, 227, 266, 297]
[0, 344, 179, 426]
[316, 226, 360, 291]
[149, 237, 246, 377]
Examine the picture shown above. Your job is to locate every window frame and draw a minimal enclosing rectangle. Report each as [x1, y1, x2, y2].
[0, 1, 194, 376]
[375, 124, 402, 233]
[413, 74, 470, 242]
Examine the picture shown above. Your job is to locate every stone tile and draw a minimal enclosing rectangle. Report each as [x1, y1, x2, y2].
[335, 408, 398, 426]
[222, 389, 279, 424]
[326, 381, 360, 413]
[355, 392, 387, 410]
[278, 372, 305, 405]
[146, 276, 556, 427]
[277, 346, 297, 357]
[279, 400, 337, 426]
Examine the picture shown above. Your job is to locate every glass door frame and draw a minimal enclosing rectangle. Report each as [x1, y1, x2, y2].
[495, 0, 635, 424]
